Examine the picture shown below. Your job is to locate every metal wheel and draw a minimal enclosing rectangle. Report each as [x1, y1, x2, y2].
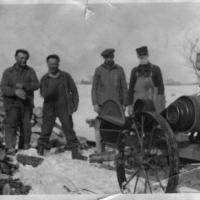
[116, 112, 179, 193]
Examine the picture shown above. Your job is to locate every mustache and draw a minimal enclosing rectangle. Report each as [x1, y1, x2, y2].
[105, 60, 114, 65]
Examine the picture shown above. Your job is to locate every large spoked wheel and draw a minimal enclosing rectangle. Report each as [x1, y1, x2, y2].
[116, 112, 179, 193]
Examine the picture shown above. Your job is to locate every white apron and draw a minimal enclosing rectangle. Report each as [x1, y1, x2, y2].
[133, 69, 158, 111]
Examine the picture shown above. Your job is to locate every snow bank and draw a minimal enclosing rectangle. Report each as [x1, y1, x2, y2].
[11, 148, 200, 194]
[13, 149, 120, 194]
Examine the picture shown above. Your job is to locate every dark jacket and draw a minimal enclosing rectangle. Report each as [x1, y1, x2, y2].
[127, 63, 165, 105]
[91, 63, 128, 106]
[1, 64, 39, 110]
[40, 70, 79, 115]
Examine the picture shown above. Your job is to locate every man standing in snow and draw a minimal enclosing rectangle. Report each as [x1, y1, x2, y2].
[37, 54, 86, 160]
[91, 48, 128, 153]
[1, 49, 40, 155]
[127, 46, 165, 115]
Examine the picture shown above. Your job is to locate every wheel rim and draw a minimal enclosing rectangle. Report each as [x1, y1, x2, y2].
[116, 112, 179, 193]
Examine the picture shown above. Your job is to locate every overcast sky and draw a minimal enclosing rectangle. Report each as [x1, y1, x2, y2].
[0, 2, 200, 83]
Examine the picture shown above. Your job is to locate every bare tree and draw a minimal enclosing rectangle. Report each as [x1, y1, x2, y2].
[181, 38, 200, 84]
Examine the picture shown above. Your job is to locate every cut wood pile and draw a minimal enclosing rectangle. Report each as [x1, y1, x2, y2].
[0, 147, 31, 194]
[0, 97, 95, 195]
[16, 154, 44, 168]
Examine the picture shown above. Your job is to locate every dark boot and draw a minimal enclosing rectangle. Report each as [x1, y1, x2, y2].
[37, 145, 44, 156]
[6, 148, 16, 156]
[24, 144, 31, 150]
[18, 136, 24, 150]
[71, 147, 87, 160]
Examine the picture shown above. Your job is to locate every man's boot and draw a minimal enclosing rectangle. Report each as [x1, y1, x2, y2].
[6, 148, 16, 156]
[24, 144, 31, 150]
[37, 145, 44, 156]
[71, 147, 87, 160]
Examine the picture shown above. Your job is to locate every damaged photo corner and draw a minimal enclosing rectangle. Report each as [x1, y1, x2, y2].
[0, 0, 200, 200]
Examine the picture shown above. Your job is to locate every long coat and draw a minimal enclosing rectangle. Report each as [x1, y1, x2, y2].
[91, 63, 128, 106]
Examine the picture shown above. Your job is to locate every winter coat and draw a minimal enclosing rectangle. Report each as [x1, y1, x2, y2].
[1, 64, 39, 110]
[127, 63, 165, 112]
[40, 70, 79, 115]
[91, 63, 128, 106]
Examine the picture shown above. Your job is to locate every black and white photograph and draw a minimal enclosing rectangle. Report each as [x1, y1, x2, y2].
[0, 0, 200, 199]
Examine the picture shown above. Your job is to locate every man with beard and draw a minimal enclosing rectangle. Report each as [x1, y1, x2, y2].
[1, 49, 39, 155]
[127, 46, 165, 115]
[37, 54, 86, 160]
[91, 48, 127, 153]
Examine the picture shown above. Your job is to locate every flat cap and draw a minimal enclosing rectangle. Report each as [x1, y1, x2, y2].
[101, 48, 115, 58]
[136, 46, 149, 57]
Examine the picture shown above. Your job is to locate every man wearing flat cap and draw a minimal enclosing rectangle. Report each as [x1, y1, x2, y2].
[127, 46, 165, 115]
[37, 54, 86, 160]
[91, 48, 128, 153]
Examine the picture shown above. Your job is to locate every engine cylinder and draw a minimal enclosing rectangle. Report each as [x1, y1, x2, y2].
[163, 95, 200, 132]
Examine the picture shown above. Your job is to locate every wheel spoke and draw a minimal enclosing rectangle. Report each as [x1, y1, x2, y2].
[145, 123, 159, 156]
[147, 156, 169, 179]
[134, 114, 145, 153]
[153, 155, 169, 177]
[141, 115, 144, 151]
[123, 169, 139, 188]
[133, 123, 143, 149]
[146, 159, 166, 191]
[155, 168, 165, 191]
[161, 166, 169, 176]
[145, 137, 156, 156]
[144, 175, 147, 193]
[134, 172, 140, 193]
[116, 112, 179, 194]
[143, 168, 152, 193]
[146, 170, 152, 193]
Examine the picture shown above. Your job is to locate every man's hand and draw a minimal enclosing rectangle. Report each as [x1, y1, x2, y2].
[122, 105, 126, 112]
[15, 83, 24, 89]
[127, 105, 133, 116]
[72, 107, 77, 113]
[14, 89, 26, 100]
[93, 105, 100, 114]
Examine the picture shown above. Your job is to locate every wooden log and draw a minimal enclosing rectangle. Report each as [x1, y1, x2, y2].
[0, 161, 18, 176]
[0, 149, 6, 162]
[33, 107, 42, 118]
[8, 179, 31, 195]
[16, 154, 44, 167]
[2, 183, 11, 194]
[86, 118, 96, 128]
[89, 151, 117, 163]
[78, 136, 89, 149]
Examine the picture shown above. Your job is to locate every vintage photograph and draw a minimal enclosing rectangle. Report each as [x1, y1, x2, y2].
[0, 0, 200, 199]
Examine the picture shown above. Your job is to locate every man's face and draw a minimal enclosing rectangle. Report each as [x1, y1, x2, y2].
[138, 55, 149, 65]
[15, 52, 28, 67]
[104, 56, 114, 65]
[47, 58, 59, 74]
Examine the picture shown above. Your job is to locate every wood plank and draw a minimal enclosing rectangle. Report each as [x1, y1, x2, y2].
[178, 142, 200, 161]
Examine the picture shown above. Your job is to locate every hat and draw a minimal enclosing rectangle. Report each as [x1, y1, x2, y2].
[136, 46, 149, 57]
[101, 48, 115, 58]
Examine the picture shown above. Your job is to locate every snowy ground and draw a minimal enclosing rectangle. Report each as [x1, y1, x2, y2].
[11, 84, 200, 196]
[14, 148, 120, 195]
[13, 146, 200, 195]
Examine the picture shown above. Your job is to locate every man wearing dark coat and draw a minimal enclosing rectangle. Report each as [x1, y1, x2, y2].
[1, 49, 40, 154]
[127, 46, 165, 115]
[92, 48, 127, 111]
[37, 54, 86, 160]
[91, 48, 128, 152]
